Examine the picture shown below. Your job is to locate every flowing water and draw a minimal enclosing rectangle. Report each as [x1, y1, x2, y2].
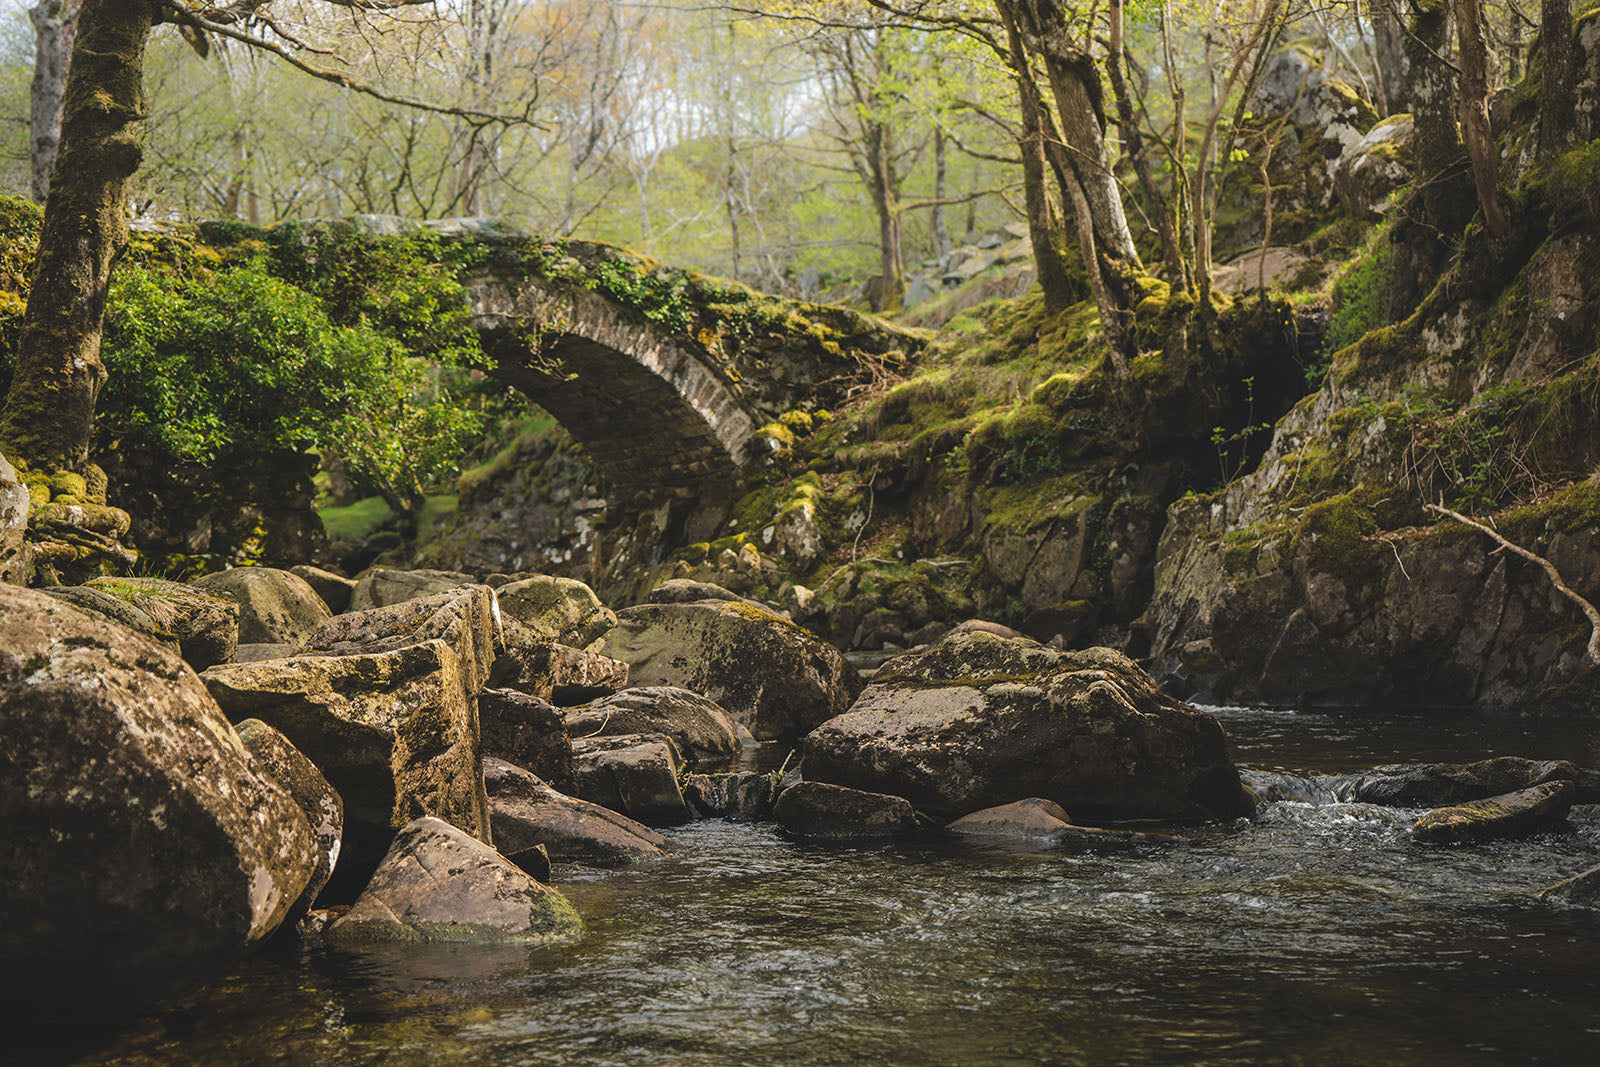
[49, 709, 1600, 1066]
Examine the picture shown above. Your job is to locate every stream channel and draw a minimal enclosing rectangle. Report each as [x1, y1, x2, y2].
[56, 708, 1600, 1066]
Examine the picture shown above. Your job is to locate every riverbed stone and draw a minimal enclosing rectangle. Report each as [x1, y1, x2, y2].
[193, 567, 332, 645]
[947, 798, 1162, 848]
[479, 687, 575, 793]
[1411, 780, 1576, 844]
[773, 781, 921, 839]
[566, 686, 742, 764]
[1350, 757, 1579, 808]
[236, 718, 344, 919]
[801, 631, 1251, 822]
[684, 771, 778, 821]
[1539, 863, 1600, 909]
[53, 576, 240, 670]
[496, 574, 616, 650]
[201, 639, 490, 897]
[604, 600, 861, 740]
[571, 734, 691, 826]
[326, 817, 582, 946]
[348, 567, 478, 612]
[291, 564, 356, 612]
[484, 757, 669, 867]
[0, 586, 317, 1020]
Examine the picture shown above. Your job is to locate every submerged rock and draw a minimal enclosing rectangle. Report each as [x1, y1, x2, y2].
[1540, 863, 1600, 909]
[567, 686, 742, 764]
[326, 817, 582, 946]
[947, 798, 1162, 848]
[1412, 780, 1576, 844]
[802, 631, 1250, 822]
[483, 757, 669, 867]
[571, 734, 691, 826]
[0, 586, 317, 1020]
[193, 567, 332, 645]
[773, 781, 922, 839]
[480, 687, 575, 794]
[605, 600, 861, 740]
[1350, 757, 1578, 808]
[236, 718, 344, 919]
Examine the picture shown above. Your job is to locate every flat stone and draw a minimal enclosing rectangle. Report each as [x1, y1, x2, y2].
[299, 585, 500, 698]
[193, 567, 332, 645]
[566, 686, 741, 764]
[326, 817, 582, 946]
[773, 781, 920, 840]
[484, 757, 669, 867]
[1412, 780, 1576, 844]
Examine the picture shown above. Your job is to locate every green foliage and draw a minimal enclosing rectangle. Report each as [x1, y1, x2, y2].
[1312, 232, 1396, 382]
[317, 495, 395, 540]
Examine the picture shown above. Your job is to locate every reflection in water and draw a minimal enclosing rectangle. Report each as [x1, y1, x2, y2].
[67, 710, 1600, 1066]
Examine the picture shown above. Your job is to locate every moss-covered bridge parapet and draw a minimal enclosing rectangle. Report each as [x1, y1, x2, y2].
[267, 215, 925, 500]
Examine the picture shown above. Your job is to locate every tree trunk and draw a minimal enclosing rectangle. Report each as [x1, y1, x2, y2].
[1008, 18, 1076, 314]
[1372, 0, 1410, 112]
[931, 127, 952, 258]
[1, 0, 155, 476]
[1540, 0, 1576, 154]
[1406, 0, 1462, 230]
[28, 0, 78, 204]
[1108, 0, 1184, 279]
[1454, 0, 1513, 239]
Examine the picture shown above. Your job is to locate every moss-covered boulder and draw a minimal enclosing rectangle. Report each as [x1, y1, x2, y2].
[604, 600, 861, 740]
[1411, 780, 1575, 844]
[236, 718, 344, 921]
[45, 576, 239, 670]
[299, 585, 500, 698]
[326, 817, 582, 947]
[193, 566, 333, 645]
[1350, 757, 1578, 807]
[496, 574, 616, 650]
[571, 734, 692, 827]
[492, 621, 628, 703]
[0, 586, 317, 1021]
[772, 781, 922, 840]
[348, 567, 476, 612]
[290, 564, 355, 613]
[1334, 114, 1413, 218]
[484, 757, 669, 867]
[479, 688, 575, 794]
[802, 631, 1251, 822]
[566, 686, 742, 764]
[201, 639, 490, 901]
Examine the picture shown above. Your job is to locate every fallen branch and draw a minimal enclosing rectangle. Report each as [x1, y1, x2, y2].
[1427, 502, 1600, 666]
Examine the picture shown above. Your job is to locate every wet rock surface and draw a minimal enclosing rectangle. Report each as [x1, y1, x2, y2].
[773, 781, 922, 839]
[684, 771, 779, 821]
[0, 586, 317, 1021]
[483, 757, 669, 867]
[1411, 780, 1576, 844]
[326, 817, 582, 946]
[947, 798, 1163, 848]
[1540, 862, 1600, 909]
[802, 631, 1250, 821]
[571, 734, 692, 827]
[1349, 757, 1579, 808]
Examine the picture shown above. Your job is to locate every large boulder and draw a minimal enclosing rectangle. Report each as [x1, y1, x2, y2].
[236, 718, 344, 920]
[192, 567, 332, 645]
[1411, 780, 1575, 844]
[326, 817, 582, 946]
[299, 585, 500, 697]
[290, 564, 355, 613]
[348, 567, 476, 612]
[802, 631, 1251, 822]
[772, 781, 921, 840]
[47, 576, 239, 670]
[484, 757, 669, 867]
[202, 640, 490, 898]
[0, 450, 27, 584]
[1350, 757, 1578, 807]
[566, 686, 742, 764]
[497, 574, 617, 650]
[492, 622, 628, 703]
[605, 600, 861, 740]
[480, 687, 575, 793]
[571, 734, 692, 826]
[0, 586, 317, 1020]
[1334, 113, 1412, 218]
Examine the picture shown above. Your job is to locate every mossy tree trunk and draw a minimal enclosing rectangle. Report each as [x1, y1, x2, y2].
[1539, 0, 1576, 154]
[1453, 0, 1513, 239]
[1107, 0, 1185, 283]
[27, 0, 79, 204]
[0, 0, 156, 476]
[1405, 0, 1463, 232]
[1002, 7, 1076, 314]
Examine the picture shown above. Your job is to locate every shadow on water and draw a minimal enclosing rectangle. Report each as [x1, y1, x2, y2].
[47, 709, 1600, 1066]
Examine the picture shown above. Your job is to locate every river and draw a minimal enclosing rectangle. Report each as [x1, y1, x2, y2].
[53, 708, 1600, 1066]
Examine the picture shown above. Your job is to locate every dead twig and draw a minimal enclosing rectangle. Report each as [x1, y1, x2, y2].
[1427, 501, 1600, 666]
